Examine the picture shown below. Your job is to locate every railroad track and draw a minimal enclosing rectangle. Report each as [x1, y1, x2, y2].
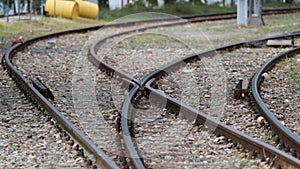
[0, 55, 91, 168]
[2, 8, 300, 168]
[252, 46, 300, 159]
[2, 30, 119, 168]
[118, 32, 300, 168]
[258, 52, 300, 138]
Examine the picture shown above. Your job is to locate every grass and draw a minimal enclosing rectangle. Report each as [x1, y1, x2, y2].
[239, 160, 248, 167]
[277, 56, 300, 93]
[289, 68, 300, 86]
[98, 2, 300, 21]
[287, 58, 300, 89]
[0, 16, 104, 40]
[263, 1, 300, 8]
[262, 130, 276, 144]
[191, 13, 300, 45]
[1, 1, 299, 40]
[1, 3, 300, 53]
[128, 34, 168, 49]
[208, 13, 299, 32]
[232, 159, 249, 168]
[98, 3, 236, 21]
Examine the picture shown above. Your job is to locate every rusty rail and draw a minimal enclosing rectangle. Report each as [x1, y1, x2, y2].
[252, 46, 300, 158]
[120, 33, 300, 168]
[3, 8, 300, 169]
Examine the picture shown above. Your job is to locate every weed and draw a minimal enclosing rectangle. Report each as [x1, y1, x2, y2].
[240, 160, 248, 167]
[128, 34, 168, 50]
[289, 68, 300, 88]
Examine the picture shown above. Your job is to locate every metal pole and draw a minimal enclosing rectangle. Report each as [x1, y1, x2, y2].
[6, 0, 9, 23]
[41, 0, 43, 21]
[30, 0, 32, 20]
[18, 0, 20, 21]
[249, 0, 252, 18]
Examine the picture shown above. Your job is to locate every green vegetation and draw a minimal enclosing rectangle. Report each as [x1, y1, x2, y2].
[289, 68, 300, 86]
[128, 34, 168, 49]
[0, 16, 103, 39]
[98, 1, 300, 21]
[98, 3, 236, 21]
[278, 57, 300, 90]
[1, 2, 300, 49]
[265, 130, 275, 142]
[191, 13, 300, 44]
[263, 1, 300, 8]
[239, 160, 248, 167]
[288, 58, 300, 89]
[232, 159, 249, 168]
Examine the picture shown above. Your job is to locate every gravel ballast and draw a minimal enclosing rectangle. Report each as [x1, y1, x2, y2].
[1, 13, 300, 168]
[0, 56, 87, 168]
[260, 53, 300, 138]
[156, 47, 293, 148]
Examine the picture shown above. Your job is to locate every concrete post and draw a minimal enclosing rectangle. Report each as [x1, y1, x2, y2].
[30, 0, 32, 20]
[109, 0, 122, 10]
[249, 0, 264, 25]
[237, 0, 248, 26]
[253, 0, 261, 15]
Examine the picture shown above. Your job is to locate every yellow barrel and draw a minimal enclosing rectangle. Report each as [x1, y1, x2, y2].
[75, 0, 99, 19]
[45, 0, 79, 20]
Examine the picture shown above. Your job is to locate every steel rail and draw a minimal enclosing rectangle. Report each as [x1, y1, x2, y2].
[3, 8, 300, 169]
[121, 84, 146, 169]
[89, 19, 191, 87]
[139, 31, 300, 86]
[120, 33, 300, 168]
[1, 11, 249, 169]
[145, 78, 300, 168]
[1, 14, 197, 169]
[252, 47, 300, 158]
[262, 7, 300, 14]
[89, 7, 300, 86]
[1, 12, 207, 169]
[3, 30, 119, 169]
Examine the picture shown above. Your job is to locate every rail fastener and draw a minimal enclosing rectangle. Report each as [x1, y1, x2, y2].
[31, 77, 55, 100]
[234, 77, 250, 99]
[241, 77, 249, 98]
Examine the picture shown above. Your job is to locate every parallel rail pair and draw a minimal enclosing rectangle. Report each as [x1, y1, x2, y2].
[3, 8, 300, 168]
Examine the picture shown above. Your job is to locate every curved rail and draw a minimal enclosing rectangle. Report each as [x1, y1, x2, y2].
[121, 84, 146, 169]
[145, 78, 300, 168]
[3, 28, 119, 169]
[89, 7, 300, 87]
[121, 33, 300, 168]
[252, 47, 300, 158]
[1, 12, 199, 169]
[2, 11, 245, 169]
[3, 8, 300, 169]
